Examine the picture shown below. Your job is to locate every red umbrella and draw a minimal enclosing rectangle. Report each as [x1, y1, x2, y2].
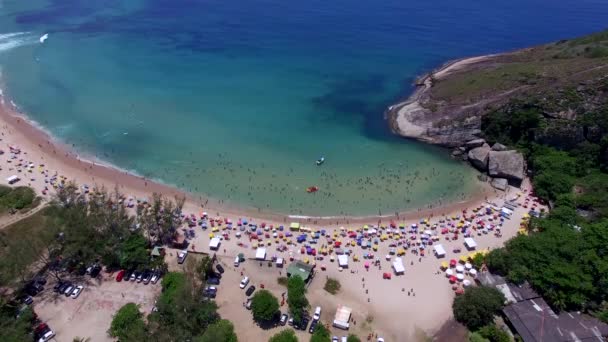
[449, 275, 457, 283]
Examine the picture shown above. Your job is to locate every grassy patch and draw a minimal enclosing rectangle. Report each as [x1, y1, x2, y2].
[0, 208, 58, 287]
[0, 186, 39, 214]
[323, 277, 341, 295]
[277, 276, 289, 287]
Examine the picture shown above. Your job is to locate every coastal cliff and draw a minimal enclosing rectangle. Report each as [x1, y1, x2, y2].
[388, 30, 608, 148]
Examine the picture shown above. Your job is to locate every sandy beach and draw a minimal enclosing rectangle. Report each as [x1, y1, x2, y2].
[0, 95, 542, 341]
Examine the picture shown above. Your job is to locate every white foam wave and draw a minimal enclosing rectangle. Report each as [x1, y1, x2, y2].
[0, 31, 38, 53]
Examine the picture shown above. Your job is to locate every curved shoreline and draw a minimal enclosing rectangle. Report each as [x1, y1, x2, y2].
[0, 90, 497, 224]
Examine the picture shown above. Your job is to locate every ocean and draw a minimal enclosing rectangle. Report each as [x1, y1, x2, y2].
[0, 0, 606, 216]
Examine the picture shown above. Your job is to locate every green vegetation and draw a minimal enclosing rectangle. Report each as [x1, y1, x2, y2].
[250, 290, 280, 323]
[478, 79, 608, 316]
[0, 304, 35, 341]
[0, 185, 38, 213]
[277, 276, 289, 287]
[109, 303, 147, 341]
[476, 325, 510, 342]
[287, 275, 309, 323]
[197, 319, 238, 342]
[347, 335, 362, 342]
[310, 323, 331, 342]
[323, 277, 341, 295]
[452, 286, 505, 330]
[268, 329, 298, 342]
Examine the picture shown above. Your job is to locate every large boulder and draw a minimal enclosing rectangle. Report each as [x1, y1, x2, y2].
[464, 139, 486, 150]
[490, 178, 508, 191]
[468, 146, 491, 171]
[488, 150, 525, 181]
[491, 143, 507, 151]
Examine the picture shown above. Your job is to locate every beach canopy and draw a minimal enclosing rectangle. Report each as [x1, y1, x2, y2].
[445, 269, 454, 276]
[456, 265, 465, 273]
[465, 262, 472, 270]
[255, 247, 267, 260]
[463, 279, 472, 287]
[209, 237, 221, 250]
[290, 222, 300, 231]
[464, 237, 477, 250]
[392, 257, 405, 275]
[456, 273, 464, 281]
[333, 305, 352, 330]
[469, 269, 478, 277]
[433, 244, 446, 258]
[338, 255, 348, 268]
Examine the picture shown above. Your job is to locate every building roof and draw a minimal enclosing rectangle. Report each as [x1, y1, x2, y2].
[503, 298, 608, 342]
[333, 305, 352, 329]
[286, 260, 313, 281]
[151, 246, 165, 257]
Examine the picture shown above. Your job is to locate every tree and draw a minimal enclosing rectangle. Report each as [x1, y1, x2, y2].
[452, 286, 505, 330]
[287, 275, 309, 323]
[109, 303, 147, 341]
[268, 329, 298, 342]
[347, 335, 361, 342]
[251, 290, 280, 323]
[477, 325, 510, 342]
[197, 319, 238, 342]
[310, 323, 331, 342]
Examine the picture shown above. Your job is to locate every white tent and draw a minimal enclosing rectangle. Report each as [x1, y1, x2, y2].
[332, 305, 352, 330]
[255, 247, 266, 260]
[392, 257, 405, 275]
[337, 255, 348, 268]
[464, 237, 477, 250]
[276, 258, 284, 267]
[433, 244, 446, 258]
[209, 237, 221, 250]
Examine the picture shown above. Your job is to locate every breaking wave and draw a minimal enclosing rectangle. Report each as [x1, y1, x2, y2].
[0, 32, 38, 53]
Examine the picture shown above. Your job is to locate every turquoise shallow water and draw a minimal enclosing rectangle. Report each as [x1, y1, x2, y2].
[0, 0, 606, 216]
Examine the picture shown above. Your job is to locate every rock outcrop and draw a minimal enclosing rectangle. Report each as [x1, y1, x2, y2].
[490, 178, 508, 191]
[467, 146, 491, 171]
[491, 143, 507, 151]
[488, 151, 525, 182]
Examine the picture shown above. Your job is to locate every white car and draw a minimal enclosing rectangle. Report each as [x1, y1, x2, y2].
[150, 273, 159, 284]
[38, 329, 55, 342]
[71, 285, 84, 299]
[239, 276, 249, 289]
[313, 306, 321, 321]
[332, 337, 339, 342]
[377, 338, 385, 342]
[177, 250, 188, 264]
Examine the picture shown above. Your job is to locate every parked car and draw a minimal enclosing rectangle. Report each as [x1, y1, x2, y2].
[288, 317, 294, 326]
[177, 250, 188, 264]
[313, 306, 321, 321]
[136, 272, 144, 283]
[203, 286, 217, 298]
[216, 264, 225, 274]
[301, 317, 309, 330]
[150, 272, 160, 284]
[115, 270, 126, 282]
[245, 285, 256, 296]
[35, 323, 55, 342]
[245, 298, 252, 310]
[88, 265, 101, 278]
[332, 337, 339, 342]
[239, 276, 249, 289]
[207, 277, 220, 285]
[143, 271, 152, 284]
[21, 295, 33, 305]
[280, 313, 288, 326]
[63, 285, 75, 297]
[71, 285, 84, 299]
[130, 272, 138, 282]
[308, 319, 318, 334]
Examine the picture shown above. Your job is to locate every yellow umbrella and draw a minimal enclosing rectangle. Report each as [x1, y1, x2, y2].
[459, 255, 468, 263]
[441, 261, 449, 269]
[208, 233, 214, 238]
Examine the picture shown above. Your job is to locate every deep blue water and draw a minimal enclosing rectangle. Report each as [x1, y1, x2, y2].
[0, 0, 606, 216]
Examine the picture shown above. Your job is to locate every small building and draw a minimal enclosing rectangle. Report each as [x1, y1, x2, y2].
[289, 222, 300, 231]
[503, 297, 608, 342]
[276, 257, 284, 267]
[286, 260, 313, 283]
[209, 237, 221, 251]
[333, 305, 352, 330]
[255, 247, 266, 260]
[464, 237, 477, 250]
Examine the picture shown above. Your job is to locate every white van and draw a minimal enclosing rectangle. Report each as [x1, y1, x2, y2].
[234, 256, 240, 267]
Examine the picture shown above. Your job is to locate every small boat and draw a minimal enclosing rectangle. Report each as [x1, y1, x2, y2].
[306, 186, 319, 193]
[316, 157, 325, 166]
